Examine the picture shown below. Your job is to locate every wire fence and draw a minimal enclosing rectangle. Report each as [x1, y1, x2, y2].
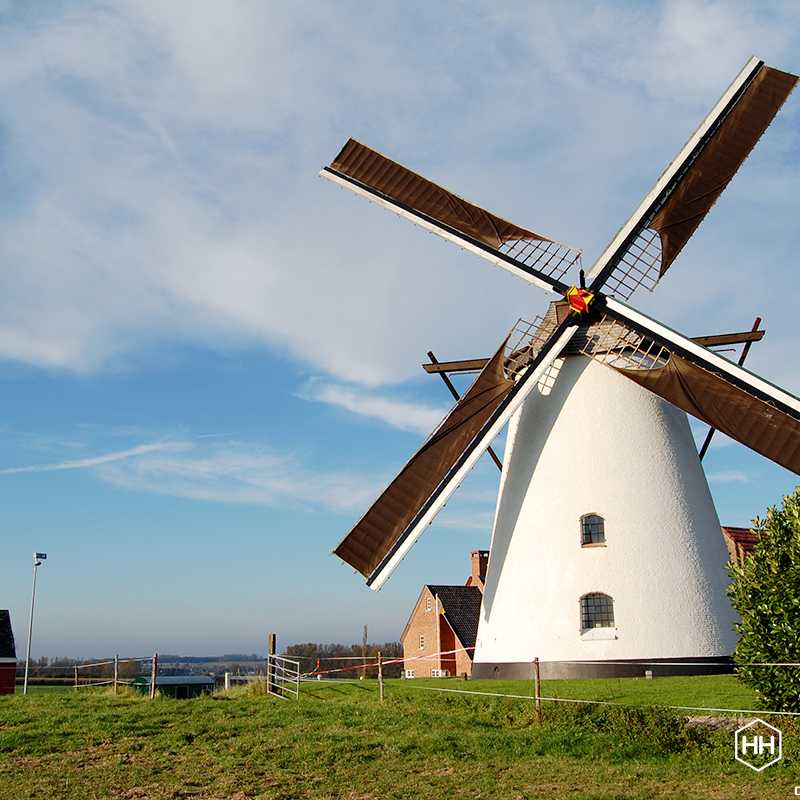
[17, 644, 800, 718]
[73, 655, 153, 692]
[295, 648, 800, 719]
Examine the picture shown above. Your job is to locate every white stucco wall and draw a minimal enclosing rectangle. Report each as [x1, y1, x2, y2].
[474, 355, 737, 665]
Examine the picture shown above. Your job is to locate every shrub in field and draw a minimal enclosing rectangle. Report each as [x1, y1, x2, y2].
[547, 704, 711, 756]
[728, 486, 800, 712]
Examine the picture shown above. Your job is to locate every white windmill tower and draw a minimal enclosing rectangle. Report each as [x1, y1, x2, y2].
[320, 57, 800, 677]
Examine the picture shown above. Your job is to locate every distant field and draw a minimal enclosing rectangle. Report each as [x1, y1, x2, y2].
[1, 675, 798, 799]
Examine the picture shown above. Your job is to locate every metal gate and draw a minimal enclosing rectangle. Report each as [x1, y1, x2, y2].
[266, 654, 300, 700]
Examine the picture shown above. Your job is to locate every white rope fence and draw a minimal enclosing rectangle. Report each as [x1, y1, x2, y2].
[296, 648, 800, 718]
[397, 683, 800, 718]
[298, 646, 473, 678]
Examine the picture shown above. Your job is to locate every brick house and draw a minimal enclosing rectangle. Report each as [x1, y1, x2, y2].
[400, 551, 487, 678]
[0, 610, 16, 694]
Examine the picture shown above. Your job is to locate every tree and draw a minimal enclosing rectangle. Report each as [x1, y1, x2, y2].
[727, 486, 800, 712]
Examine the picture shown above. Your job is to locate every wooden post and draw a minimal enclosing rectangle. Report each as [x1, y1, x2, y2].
[113, 654, 119, 695]
[267, 633, 276, 695]
[224, 671, 231, 691]
[149, 653, 158, 700]
[377, 651, 384, 703]
[73, 665, 78, 691]
[361, 624, 367, 680]
[533, 657, 542, 722]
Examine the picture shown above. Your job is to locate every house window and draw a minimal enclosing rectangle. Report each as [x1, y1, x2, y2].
[431, 669, 449, 678]
[425, 597, 432, 612]
[581, 514, 606, 546]
[405, 669, 415, 679]
[580, 593, 615, 629]
[419, 634, 425, 649]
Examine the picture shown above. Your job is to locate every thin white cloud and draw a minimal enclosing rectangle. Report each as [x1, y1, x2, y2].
[435, 510, 495, 532]
[707, 470, 752, 484]
[1, 429, 383, 513]
[300, 380, 448, 435]
[96, 442, 381, 514]
[0, 442, 183, 474]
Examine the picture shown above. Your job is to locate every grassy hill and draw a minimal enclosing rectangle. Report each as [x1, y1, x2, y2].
[1, 676, 797, 799]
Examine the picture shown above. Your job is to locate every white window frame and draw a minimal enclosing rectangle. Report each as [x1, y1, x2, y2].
[425, 596, 432, 612]
[419, 634, 425, 649]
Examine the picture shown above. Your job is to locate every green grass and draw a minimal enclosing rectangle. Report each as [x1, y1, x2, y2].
[394, 674, 760, 710]
[1, 676, 798, 799]
[13, 684, 76, 694]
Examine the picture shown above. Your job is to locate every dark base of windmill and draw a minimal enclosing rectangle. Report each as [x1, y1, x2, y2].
[472, 656, 733, 680]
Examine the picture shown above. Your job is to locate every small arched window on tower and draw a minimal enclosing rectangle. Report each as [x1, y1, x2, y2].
[580, 592, 615, 630]
[580, 513, 606, 547]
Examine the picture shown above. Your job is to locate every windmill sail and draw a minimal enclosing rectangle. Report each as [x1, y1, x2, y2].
[336, 323, 579, 590]
[588, 59, 798, 301]
[321, 139, 581, 293]
[584, 298, 800, 474]
[649, 65, 798, 274]
[618, 356, 800, 473]
[334, 338, 513, 579]
[330, 139, 546, 249]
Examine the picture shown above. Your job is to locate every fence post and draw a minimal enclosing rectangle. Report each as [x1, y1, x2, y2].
[149, 653, 158, 700]
[377, 650, 384, 703]
[113, 654, 119, 695]
[533, 657, 542, 722]
[224, 672, 231, 691]
[267, 633, 276, 695]
[74, 665, 78, 691]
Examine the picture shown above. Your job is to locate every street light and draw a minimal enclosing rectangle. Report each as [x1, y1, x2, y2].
[22, 552, 47, 696]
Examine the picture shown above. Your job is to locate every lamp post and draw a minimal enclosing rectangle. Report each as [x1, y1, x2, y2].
[22, 552, 47, 696]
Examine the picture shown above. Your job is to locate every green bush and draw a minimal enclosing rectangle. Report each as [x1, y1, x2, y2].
[728, 486, 800, 711]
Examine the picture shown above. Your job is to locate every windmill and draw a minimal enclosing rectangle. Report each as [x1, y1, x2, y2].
[320, 57, 800, 678]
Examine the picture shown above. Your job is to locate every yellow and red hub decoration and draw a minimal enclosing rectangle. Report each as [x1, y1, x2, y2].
[565, 286, 595, 315]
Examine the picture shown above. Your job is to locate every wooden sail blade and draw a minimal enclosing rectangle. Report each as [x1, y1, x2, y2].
[334, 320, 579, 590]
[619, 356, 800, 474]
[584, 299, 800, 475]
[333, 338, 514, 581]
[321, 139, 581, 294]
[587, 58, 798, 301]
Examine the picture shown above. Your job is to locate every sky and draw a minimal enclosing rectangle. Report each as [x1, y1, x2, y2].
[1, 1, 799, 658]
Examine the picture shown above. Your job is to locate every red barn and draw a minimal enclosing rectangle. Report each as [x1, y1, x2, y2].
[0, 610, 16, 694]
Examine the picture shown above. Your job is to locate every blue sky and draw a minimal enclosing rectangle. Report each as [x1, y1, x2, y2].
[1, 1, 798, 658]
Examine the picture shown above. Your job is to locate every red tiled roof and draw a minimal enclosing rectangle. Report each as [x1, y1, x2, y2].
[721, 525, 759, 562]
